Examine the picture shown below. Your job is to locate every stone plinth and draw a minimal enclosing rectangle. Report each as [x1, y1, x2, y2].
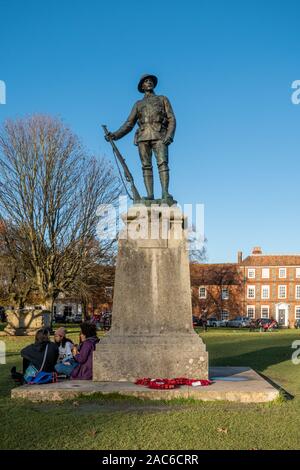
[11, 367, 280, 403]
[4, 309, 50, 336]
[93, 205, 208, 381]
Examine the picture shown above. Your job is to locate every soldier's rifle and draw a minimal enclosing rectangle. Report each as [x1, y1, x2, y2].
[102, 124, 141, 202]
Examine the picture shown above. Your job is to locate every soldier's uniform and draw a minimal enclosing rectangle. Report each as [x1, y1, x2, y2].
[112, 76, 176, 199]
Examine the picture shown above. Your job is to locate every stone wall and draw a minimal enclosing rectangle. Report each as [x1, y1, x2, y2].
[4, 308, 51, 336]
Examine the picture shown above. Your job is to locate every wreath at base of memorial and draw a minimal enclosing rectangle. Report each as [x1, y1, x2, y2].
[135, 377, 212, 390]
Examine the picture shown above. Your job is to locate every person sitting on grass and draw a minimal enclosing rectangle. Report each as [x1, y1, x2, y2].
[54, 327, 77, 377]
[11, 328, 59, 384]
[54, 327, 74, 360]
[21, 328, 59, 373]
[70, 322, 99, 380]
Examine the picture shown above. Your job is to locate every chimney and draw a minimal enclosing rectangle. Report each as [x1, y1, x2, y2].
[237, 251, 243, 264]
[252, 246, 262, 255]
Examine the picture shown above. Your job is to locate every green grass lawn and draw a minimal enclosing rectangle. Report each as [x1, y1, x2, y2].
[0, 326, 300, 450]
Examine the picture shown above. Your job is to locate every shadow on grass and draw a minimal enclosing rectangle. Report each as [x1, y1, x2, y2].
[211, 345, 292, 370]
[6, 352, 22, 358]
[211, 346, 294, 399]
[257, 371, 294, 400]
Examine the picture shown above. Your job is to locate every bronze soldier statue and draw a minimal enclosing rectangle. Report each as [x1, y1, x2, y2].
[105, 74, 176, 203]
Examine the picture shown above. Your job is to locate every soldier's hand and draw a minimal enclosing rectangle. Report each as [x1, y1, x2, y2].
[105, 132, 116, 142]
[162, 136, 173, 146]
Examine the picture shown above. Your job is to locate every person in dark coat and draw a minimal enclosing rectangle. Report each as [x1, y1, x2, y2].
[21, 328, 59, 373]
[71, 322, 99, 380]
[11, 328, 59, 384]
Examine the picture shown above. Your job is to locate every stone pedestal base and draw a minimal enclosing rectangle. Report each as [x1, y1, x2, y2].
[94, 334, 208, 381]
[93, 205, 208, 381]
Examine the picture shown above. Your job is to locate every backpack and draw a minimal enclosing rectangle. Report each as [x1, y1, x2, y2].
[23, 364, 39, 383]
[28, 371, 58, 384]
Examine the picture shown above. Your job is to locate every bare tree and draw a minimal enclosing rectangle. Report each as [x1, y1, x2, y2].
[191, 264, 244, 318]
[187, 223, 207, 264]
[74, 263, 115, 319]
[0, 220, 36, 307]
[0, 115, 121, 318]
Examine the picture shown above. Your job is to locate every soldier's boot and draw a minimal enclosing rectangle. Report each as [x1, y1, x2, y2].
[143, 173, 154, 200]
[159, 169, 172, 200]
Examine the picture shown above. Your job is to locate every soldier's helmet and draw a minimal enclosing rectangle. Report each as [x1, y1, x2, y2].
[138, 74, 158, 93]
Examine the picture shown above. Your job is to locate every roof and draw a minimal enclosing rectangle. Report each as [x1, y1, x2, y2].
[190, 263, 242, 285]
[241, 255, 300, 266]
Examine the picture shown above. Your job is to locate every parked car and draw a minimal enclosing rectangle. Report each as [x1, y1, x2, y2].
[258, 318, 278, 329]
[65, 313, 82, 323]
[249, 318, 279, 331]
[192, 315, 203, 327]
[54, 313, 66, 323]
[207, 317, 223, 327]
[226, 316, 251, 328]
[259, 318, 277, 326]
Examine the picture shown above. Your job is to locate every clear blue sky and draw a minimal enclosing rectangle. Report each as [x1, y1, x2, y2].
[1, 0, 300, 263]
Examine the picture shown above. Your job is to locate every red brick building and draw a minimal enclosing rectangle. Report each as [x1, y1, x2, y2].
[240, 247, 300, 327]
[190, 263, 243, 322]
[70, 247, 300, 327]
[191, 247, 300, 327]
